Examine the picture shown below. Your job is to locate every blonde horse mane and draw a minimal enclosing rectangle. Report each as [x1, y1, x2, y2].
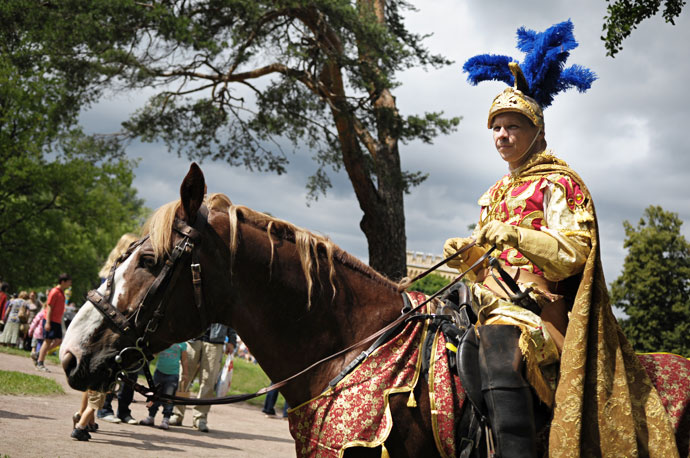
[142, 193, 398, 308]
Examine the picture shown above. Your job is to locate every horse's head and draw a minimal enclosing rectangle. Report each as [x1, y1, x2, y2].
[60, 163, 232, 391]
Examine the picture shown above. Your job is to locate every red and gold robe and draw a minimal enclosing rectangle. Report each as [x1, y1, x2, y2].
[461, 151, 678, 457]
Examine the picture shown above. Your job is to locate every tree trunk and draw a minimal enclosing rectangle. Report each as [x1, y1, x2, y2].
[294, 2, 409, 280]
[318, 56, 407, 280]
[360, 167, 407, 281]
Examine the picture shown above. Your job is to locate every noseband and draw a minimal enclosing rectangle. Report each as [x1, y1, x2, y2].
[86, 206, 210, 381]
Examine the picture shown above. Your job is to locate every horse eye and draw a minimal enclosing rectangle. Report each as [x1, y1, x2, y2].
[140, 255, 157, 269]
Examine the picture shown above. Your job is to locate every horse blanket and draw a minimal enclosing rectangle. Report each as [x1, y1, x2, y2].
[288, 292, 465, 458]
[637, 352, 690, 455]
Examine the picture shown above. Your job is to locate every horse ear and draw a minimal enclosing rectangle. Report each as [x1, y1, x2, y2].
[180, 162, 206, 224]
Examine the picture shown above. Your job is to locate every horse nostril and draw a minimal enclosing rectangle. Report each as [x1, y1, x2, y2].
[61, 351, 77, 376]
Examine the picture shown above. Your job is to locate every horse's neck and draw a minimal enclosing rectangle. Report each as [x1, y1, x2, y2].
[221, 220, 404, 406]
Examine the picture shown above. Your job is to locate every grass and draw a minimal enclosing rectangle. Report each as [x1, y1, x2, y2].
[0, 345, 286, 410]
[0, 370, 65, 395]
[227, 357, 287, 410]
[186, 356, 286, 410]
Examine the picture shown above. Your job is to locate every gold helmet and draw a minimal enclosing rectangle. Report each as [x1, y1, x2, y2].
[487, 63, 544, 129]
[463, 20, 596, 131]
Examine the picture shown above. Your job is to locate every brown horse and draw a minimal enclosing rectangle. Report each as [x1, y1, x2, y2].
[60, 163, 689, 457]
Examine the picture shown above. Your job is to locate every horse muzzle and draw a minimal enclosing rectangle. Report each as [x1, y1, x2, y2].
[61, 350, 89, 391]
[61, 351, 78, 381]
[61, 350, 115, 392]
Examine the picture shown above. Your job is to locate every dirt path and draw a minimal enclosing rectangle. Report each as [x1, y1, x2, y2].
[0, 352, 295, 457]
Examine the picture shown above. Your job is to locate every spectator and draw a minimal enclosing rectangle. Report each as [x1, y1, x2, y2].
[25, 291, 42, 327]
[97, 383, 139, 425]
[169, 324, 236, 432]
[63, 302, 77, 330]
[262, 388, 289, 419]
[28, 308, 46, 364]
[140, 342, 188, 430]
[70, 390, 105, 441]
[36, 273, 72, 372]
[0, 282, 9, 331]
[236, 338, 256, 363]
[0, 291, 29, 347]
[21, 291, 42, 351]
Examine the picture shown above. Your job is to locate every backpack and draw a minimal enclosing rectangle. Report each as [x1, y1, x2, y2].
[17, 304, 29, 324]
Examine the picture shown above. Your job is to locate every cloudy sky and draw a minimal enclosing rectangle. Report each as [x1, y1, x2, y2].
[82, 0, 690, 288]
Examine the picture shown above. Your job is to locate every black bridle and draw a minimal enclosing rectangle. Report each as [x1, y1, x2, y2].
[87, 206, 210, 396]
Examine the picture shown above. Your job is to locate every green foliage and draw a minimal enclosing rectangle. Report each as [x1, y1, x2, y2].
[611, 206, 690, 356]
[0, 146, 146, 300]
[88, 0, 458, 196]
[0, 370, 65, 396]
[9, 0, 460, 197]
[410, 273, 450, 296]
[0, 2, 147, 300]
[602, 0, 686, 57]
[2, 0, 462, 279]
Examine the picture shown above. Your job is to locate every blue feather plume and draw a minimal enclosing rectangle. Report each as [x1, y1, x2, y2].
[463, 54, 516, 87]
[463, 19, 596, 108]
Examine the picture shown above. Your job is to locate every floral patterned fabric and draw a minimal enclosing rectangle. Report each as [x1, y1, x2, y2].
[288, 292, 465, 458]
[455, 150, 680, 456]
[428, 328, 466, 458]
[466, 151, 594, 406]
[637, 353, 690, 456]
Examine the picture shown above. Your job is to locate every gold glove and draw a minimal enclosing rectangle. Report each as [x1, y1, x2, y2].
[477, 221, 558, 270]
[443, 237, 487, 271]
[476, 221, 519, 252]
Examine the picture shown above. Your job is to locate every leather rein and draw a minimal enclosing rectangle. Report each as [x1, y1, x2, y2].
[88, 205, 489, 407]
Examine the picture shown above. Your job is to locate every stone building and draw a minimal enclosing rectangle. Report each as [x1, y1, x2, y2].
[406, 251, 457, 281]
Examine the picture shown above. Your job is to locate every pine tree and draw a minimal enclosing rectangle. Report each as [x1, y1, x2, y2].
[2, 0, 460, 280]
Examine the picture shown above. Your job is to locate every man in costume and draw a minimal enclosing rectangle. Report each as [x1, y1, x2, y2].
[445, 20, 678, 458]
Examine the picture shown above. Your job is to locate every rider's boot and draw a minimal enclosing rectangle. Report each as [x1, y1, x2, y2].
[477, 324, 537, 458]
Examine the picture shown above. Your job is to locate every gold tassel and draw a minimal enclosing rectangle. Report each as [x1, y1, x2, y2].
[380, 444, 391, 458]
[406, 389, 417, 408]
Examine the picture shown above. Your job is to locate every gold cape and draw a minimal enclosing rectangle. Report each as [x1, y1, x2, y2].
[521, 157, 679, 457]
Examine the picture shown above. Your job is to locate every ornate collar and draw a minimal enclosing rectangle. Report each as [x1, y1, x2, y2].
[510, 149, 568, 178]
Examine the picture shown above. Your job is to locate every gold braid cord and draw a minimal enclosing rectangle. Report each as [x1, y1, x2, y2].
[521, 160, 679, 457]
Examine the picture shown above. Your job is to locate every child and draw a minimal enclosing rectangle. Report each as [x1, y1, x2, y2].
[28, 308, 46, 364]
[70, 390, 105, 441]
[139, 342, 188, 429]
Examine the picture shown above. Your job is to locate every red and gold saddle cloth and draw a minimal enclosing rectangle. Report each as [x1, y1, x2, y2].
[288, 292, 466, 458]
[637, 352, 690, 455]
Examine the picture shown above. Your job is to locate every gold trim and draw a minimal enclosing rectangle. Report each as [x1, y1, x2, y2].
[638, 351, 690, 361]
[335, 319, 431, 457]
[559, 229, 592, 238]
[427, 328, 454, 458]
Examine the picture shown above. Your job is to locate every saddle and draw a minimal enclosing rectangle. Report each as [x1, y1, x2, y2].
[434, 282, 550, 458]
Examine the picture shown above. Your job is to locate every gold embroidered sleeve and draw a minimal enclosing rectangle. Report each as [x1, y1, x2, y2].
[537, 180, 593, 281]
